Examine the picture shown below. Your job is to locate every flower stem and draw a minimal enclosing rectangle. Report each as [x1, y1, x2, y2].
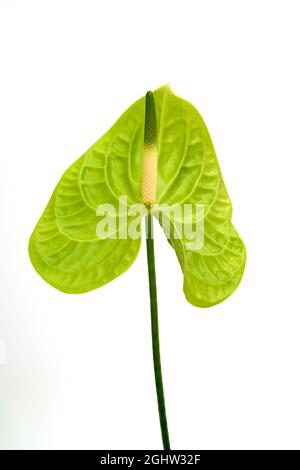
[145, 213, 171, 450]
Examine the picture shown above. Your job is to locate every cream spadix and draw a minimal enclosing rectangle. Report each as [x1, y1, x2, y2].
[142, 91, 158, 206]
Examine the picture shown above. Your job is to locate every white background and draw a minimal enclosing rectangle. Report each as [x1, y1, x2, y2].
[1, 0, 300, 450]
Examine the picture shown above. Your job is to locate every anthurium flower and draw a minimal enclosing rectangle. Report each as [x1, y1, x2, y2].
[29, 86, 246, 450]
[29, 85, 246, 307]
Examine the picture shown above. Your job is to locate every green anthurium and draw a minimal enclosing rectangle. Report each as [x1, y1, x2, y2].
[29, 85, 246, 306]
[29, 86, 246, 450]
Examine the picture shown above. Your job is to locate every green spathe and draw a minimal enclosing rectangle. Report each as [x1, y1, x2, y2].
[29, 85, 246, 307]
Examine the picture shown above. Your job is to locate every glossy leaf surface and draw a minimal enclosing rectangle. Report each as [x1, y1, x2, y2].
[29, 85, 246, 305]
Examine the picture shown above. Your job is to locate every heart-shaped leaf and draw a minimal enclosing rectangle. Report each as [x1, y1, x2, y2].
[29, 85, 246, 306]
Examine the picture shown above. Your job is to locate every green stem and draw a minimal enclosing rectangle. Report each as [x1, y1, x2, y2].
[145, 213, 171, 450]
